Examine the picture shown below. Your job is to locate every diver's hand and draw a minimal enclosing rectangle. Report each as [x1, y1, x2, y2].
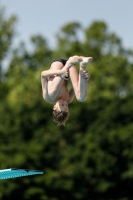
[59, 68, 69, 80]
[80, 70, 90, 81]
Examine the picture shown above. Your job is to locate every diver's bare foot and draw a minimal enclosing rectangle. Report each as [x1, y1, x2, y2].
[80, 57, 93, 69]
[69, 56, 83, 64]
[64, 56, 83, 70]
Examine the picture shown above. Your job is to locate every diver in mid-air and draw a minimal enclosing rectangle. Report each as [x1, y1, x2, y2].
[41, 55, 93, 126]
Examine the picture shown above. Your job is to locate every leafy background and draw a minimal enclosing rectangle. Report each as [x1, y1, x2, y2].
[0, 5, 133, 200]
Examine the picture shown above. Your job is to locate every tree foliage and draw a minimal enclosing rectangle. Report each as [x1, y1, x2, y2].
[0, 6, 133, 200]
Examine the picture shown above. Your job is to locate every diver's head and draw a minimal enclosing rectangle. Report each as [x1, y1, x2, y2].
[53, 99, 69, 126]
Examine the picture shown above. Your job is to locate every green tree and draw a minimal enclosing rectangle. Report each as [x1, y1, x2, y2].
[54, 22, 83, 58]
[0, 6, 16, 99]
[1, 5, 133, 200]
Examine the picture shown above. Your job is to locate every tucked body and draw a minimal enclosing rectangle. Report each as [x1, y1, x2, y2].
[41, 56, 93, 125]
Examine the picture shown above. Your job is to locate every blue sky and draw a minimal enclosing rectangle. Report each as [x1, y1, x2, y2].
[1, 0, 133, 50]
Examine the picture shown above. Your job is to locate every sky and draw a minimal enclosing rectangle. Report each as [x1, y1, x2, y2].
[0, 0, 133, 50]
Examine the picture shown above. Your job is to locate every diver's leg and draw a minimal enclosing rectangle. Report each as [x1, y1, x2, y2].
[47, 56, 82, 96]
[69, 57, 92, 102]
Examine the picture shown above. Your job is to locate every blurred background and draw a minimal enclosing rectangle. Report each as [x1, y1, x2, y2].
[0, 0, 133, 199]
